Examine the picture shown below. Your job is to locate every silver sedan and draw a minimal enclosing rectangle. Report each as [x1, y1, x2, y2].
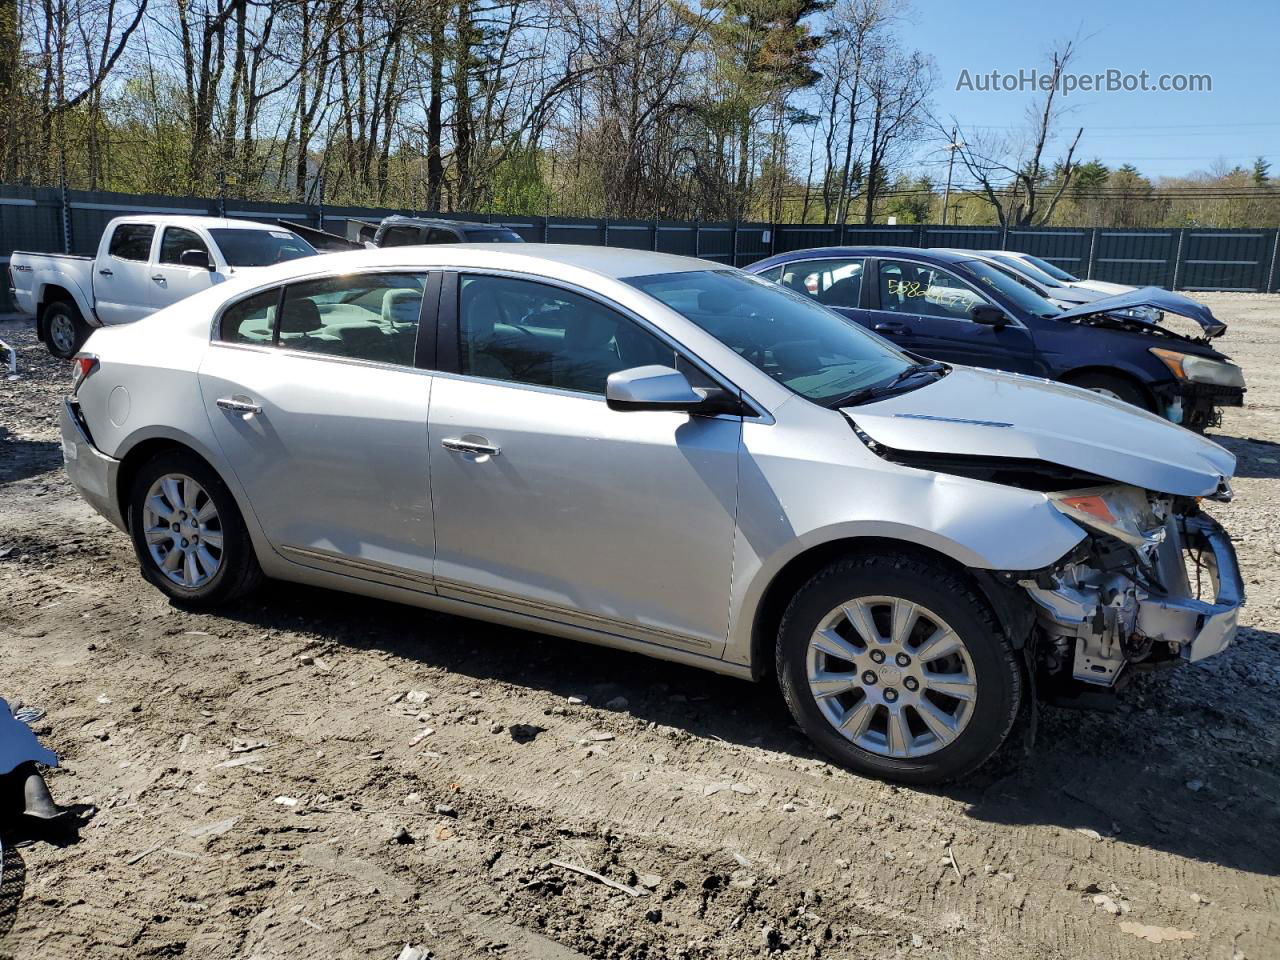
[60, 245, 1243, 783]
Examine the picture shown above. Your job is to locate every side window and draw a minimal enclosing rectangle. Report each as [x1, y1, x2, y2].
[777, 258, 864, 308]
[278, 273, 426, 366]
[159, 227, 210, 266]
[380, 226, 422, 247]
[877, 260, 985, 320]
[755, 265, 784, 283]
[458, 274, 675, 394]
[426, 228, 458, 244]
[108, 224, 155, 261]
[219, 288, 279, 345]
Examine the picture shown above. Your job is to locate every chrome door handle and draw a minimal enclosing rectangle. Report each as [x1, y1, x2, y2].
[216, 397, 263, 415]
[441, 437, 501, 457]
[98, 268, 113, 276]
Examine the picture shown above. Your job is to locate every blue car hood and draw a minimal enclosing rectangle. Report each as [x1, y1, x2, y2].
[847, 367, 1236, 497]
[1054, 286, 1226, 338]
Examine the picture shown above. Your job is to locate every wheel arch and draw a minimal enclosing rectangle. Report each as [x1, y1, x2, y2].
[746, 536, 1036, 682]
[1058, 364, 1158, 410]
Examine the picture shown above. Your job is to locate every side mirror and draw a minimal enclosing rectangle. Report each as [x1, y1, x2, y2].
[969, 303, 1008, 328]
[180, 249, 213, 271]
[606, 365, 704, 412]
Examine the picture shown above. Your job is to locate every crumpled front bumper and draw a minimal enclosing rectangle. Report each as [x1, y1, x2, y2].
[60, 398, 126, 532]
[1140, 512, 1244, 662]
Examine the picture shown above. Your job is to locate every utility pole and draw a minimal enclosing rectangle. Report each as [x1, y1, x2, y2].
[941, 126, 964, 225]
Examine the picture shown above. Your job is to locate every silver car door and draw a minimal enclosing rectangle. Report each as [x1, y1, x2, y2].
[426, 271, 740, 656]
[197, 271, 439, 586]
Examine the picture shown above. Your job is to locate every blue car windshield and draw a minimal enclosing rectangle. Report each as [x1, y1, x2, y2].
[958, 259, 1061, 318]
[626, 269, 916, 405]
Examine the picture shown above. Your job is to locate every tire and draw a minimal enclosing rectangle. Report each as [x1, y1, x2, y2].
[42, 300, 91, 360]
[1064, 371, 1151, 411]
[775, 554, 1022, 785]
[127, 449, 262, 607]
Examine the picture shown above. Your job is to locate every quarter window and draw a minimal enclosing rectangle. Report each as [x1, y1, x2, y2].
[380, 225, 423, 247]
[277, 273, 426, 366]
[219, 288, 279, 345]
[458, 274, 674, 394]
[108, 224, 155, 261]
[159, 227, 210, 266]
[876, 260, 985, 320]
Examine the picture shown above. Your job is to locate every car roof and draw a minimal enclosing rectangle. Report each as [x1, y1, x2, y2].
[110, 214, 293, 232]
[379, 215, 521, 233]
[210, 244, 716, 289]
[750, 246, 980, 269]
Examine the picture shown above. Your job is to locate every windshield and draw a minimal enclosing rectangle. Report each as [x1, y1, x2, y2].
[463, 229, 524, 243]
[958, 260, 1062, 318]
[209, 228, 316, 266]
[1021, 254, 1079, 283]
[626, 269, 916, 405]
[990, 253, 1063, 288]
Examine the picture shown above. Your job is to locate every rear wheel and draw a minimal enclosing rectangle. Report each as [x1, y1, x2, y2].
[776, 554, 1022, 785]
[1064, 371, 1151, 411]
[127, 450, 262, 606]
[43, 300, 91, 360]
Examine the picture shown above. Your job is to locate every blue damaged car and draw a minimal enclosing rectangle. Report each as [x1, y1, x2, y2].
[747, 247, 1245, 432]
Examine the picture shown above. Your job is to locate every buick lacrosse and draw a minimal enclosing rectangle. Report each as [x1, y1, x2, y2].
[60, 245, 1243, 783]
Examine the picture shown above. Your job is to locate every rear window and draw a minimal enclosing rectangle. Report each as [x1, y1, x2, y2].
[209, 228, 316, 266]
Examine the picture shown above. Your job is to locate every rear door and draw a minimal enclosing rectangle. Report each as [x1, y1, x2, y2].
[198, 270, 440, 585]
[150, 226, 219, 309]
[868, 257, 1040, 374]
[95, 223, 158, 324]
[760, 255, 876, 326]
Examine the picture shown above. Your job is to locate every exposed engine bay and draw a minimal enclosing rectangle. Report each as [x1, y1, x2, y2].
[1020, 489, 1243, 691]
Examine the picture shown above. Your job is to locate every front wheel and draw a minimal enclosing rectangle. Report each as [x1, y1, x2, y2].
[776, 554, 1022, 785]
[42, 300, 91, 359]
[127, 449, 262, 606]
[1063, 371, 1152, 411]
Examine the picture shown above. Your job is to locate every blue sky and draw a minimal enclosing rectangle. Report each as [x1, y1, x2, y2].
[903, 0, 1278, 180]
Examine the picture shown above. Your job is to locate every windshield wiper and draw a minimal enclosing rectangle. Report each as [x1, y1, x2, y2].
[829, 362, 948, 408]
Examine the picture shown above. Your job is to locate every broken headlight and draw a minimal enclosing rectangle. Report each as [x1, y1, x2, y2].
[1150, 348, 1245, 388]
[1048, 485, 1166, 549]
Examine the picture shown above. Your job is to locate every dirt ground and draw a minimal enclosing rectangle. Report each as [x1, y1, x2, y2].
[1, 294, 1278, 960]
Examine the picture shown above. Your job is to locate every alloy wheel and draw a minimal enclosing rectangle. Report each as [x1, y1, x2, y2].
[48, 312, 76, 356]
[805, 596, 977, 759]
[141, 474, 224, 588]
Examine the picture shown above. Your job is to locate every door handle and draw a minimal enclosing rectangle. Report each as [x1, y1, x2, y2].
[216, 396, 263, 415]
[442, 437, 501, 457]
[98, 268, 113, 277]
[875, 321, 911, 335]
[151, 274, 166, 282]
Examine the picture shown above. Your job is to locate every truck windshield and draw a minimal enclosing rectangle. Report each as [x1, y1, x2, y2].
[209, 229, 316, 266]
[626, 269, 918, 406]
[958, 260, 1061, 318]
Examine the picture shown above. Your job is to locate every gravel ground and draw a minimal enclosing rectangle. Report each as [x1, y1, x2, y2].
[1, 295, 1278, 960]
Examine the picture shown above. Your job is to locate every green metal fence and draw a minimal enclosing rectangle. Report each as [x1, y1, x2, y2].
[3, 183, 1278, 313]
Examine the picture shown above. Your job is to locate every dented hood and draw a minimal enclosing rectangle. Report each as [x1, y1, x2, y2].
[847, 367, 1235, 497]
[1055, 286, 1227, 337]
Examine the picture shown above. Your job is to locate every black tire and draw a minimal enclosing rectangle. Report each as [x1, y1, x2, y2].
[42, 300, 91, 360]
[1063, 371, 1152, 411]
[127, 449, 262, 607]
[775, 554, 1022, 785]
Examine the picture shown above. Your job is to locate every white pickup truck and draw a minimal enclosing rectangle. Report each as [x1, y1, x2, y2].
[8, 215, 317, 357]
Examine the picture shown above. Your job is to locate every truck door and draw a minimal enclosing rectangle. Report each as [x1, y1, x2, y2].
[94, 223, 159, 325]
[150, 226, 219, 309]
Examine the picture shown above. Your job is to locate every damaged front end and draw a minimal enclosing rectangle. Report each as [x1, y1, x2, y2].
[1021, 485, 1244, 695]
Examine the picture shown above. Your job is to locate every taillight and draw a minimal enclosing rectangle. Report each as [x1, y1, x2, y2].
[72, 354, 99, 393]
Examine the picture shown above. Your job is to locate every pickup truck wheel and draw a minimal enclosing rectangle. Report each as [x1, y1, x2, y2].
[43, 300, 90, 359]
[1064, 372, 1151, 411]
[127, 450, 262, 607]
[776, 555, 1022, 785]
